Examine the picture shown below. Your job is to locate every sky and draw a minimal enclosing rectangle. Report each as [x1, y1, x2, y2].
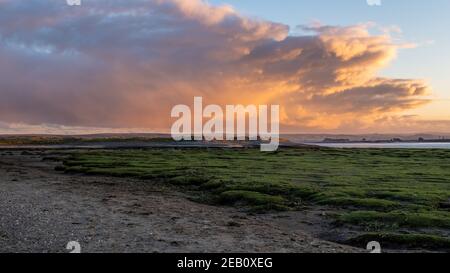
[210, 0, 450, 119]
[0, 0, 449, 134]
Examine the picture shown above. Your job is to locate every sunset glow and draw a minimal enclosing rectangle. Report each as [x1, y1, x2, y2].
[0, 0, 449, 134]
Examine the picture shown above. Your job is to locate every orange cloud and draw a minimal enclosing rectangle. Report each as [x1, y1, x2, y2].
[0, 0, 435, 134]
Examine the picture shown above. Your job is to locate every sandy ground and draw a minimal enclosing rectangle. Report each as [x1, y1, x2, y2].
[0, 150, 361, 253]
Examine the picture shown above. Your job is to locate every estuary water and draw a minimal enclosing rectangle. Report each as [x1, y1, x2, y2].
[309, 142, 450, 149]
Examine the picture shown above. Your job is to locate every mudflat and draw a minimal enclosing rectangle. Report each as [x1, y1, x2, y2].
[0, 150, 358, 253]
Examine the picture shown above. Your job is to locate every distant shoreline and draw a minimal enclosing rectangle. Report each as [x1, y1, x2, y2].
[311, 142, 450, 149]
[2, 133, 450, 150]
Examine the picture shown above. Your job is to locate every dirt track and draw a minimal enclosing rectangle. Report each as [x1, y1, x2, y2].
[0, 150, 361, 253]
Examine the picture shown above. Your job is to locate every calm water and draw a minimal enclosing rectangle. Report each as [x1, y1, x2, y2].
[310, 142, 450, 149]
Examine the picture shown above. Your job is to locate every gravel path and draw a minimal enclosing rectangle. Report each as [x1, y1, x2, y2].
[0, 150, 361, 253]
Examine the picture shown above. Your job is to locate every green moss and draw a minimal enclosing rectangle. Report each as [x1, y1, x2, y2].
[347, 233, 450, 250]
[315, 197, 399, 210]
[60, 147, 450, 249]
[219, 190, 288, 211]
[169, 176, 210, 186]
[220, 190, 285, 205]
[339, 210, 450, 228]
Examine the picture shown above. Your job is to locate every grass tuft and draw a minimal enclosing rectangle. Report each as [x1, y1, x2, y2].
[347, 233, 450, 251]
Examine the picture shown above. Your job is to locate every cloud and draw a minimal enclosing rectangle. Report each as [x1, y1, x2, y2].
[0, 0, 434, 133]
